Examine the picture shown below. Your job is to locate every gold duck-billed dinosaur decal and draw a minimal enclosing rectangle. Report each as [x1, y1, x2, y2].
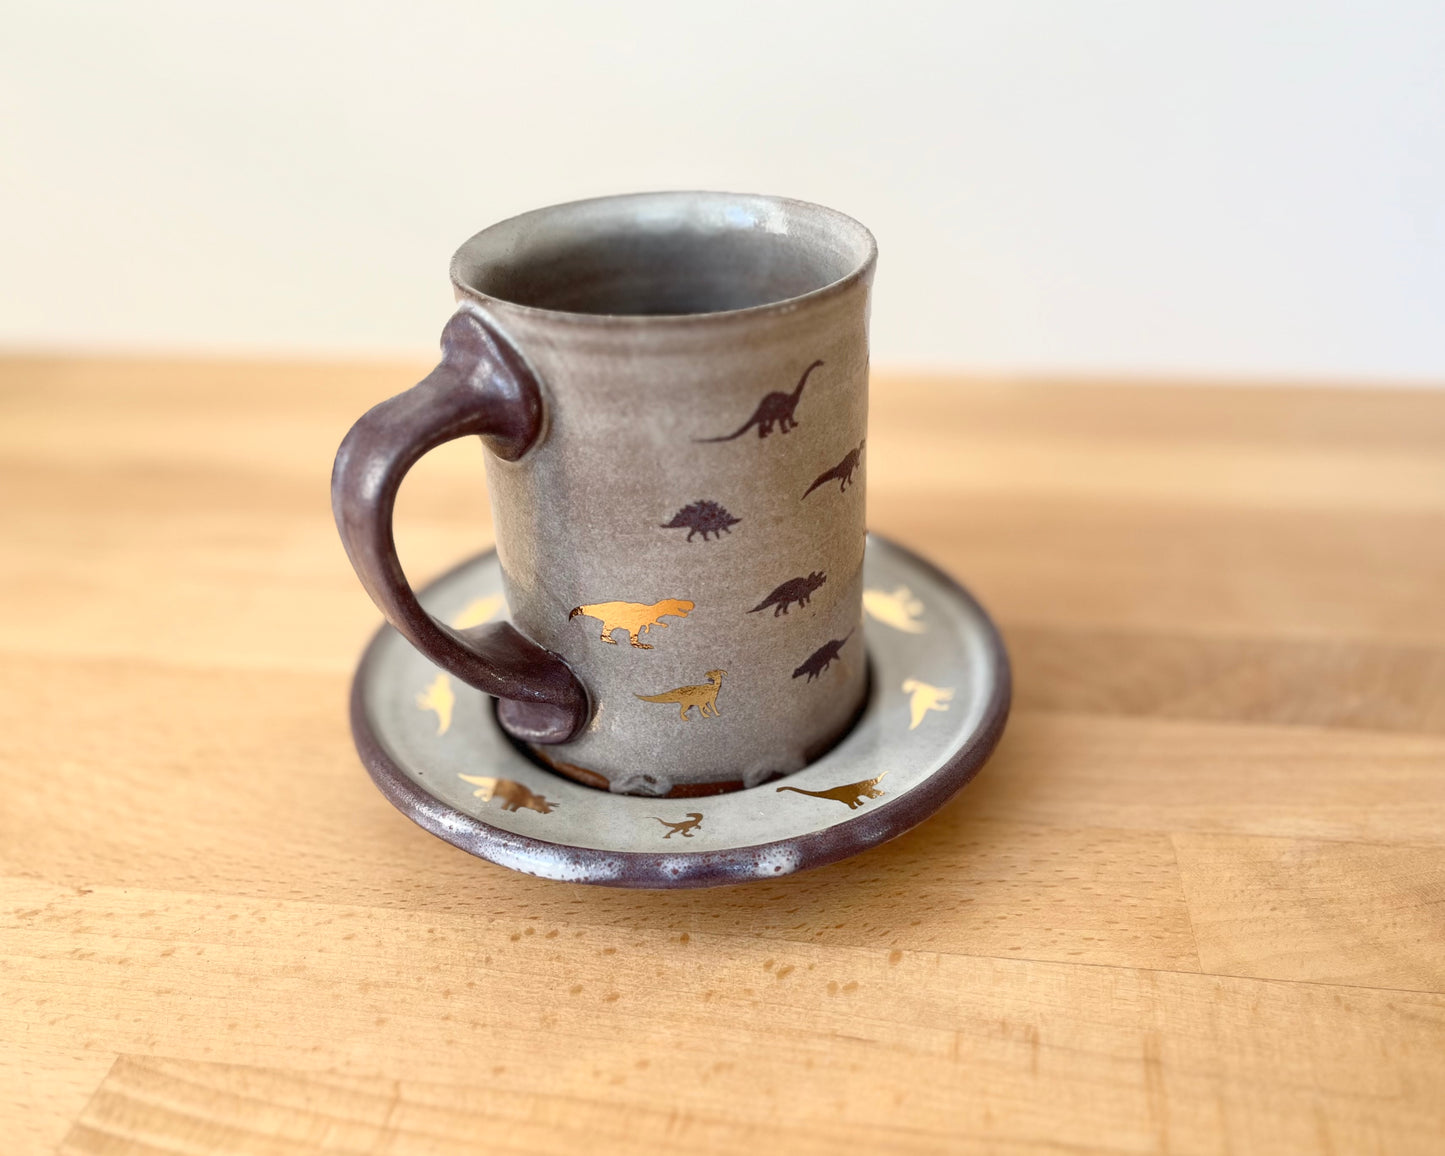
[776, 772, 888, 809]
[568, 599, 694, 649]
[635, 670, 727, 720]
[458, 775, 557, 814]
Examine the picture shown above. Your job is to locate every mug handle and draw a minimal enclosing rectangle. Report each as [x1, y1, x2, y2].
[331, 304, 589, 744]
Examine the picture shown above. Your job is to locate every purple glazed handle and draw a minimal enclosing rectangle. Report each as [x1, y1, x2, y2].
[331, 306, 589, 744]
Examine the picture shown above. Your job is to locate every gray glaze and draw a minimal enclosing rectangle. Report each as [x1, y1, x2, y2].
[351, 534, 1011, 888]
[448, 193, 878, 794]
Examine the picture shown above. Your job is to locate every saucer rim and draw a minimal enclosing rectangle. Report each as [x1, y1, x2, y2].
[349, 532, 1011, 889]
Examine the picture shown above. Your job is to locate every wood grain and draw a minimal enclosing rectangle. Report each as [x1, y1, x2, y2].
[2, 354, 1444, 1154]
[1173, 832, 1445, 991]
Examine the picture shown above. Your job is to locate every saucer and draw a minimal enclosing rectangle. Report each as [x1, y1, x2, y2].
[350, 533, 1010, 888]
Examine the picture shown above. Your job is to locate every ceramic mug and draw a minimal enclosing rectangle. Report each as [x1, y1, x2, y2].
[333, 191, 876, 796]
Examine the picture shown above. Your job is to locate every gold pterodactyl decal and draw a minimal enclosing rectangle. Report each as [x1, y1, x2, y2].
[776, 772, 888, 810]
[568, 599, 695, 649]
[451, 594, 505, 630]
[635, 670, 727, 720]
[458, 774, 557, 814]
[863, 585, 926, 634]
[902, 678, 954, 729]
[416, 673, 455, 735]
[652, 813, 704, 839]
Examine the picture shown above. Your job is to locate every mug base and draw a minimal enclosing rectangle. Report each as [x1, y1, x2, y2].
[516, 662, 874, 798]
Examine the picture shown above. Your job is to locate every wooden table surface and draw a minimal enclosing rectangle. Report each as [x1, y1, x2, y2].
[3, 356, 1444, 1155]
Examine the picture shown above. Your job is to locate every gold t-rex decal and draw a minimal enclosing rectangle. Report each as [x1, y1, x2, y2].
[458, 774, 557, 814]
[776, 772, 888, 809]
[902, 679, 954, 729]
[635, 670, 727, 719]
[416, 673, 455, 734]
[652, 812, 704, 839]
[568, 599, 695, 649]
[863, 586, 926, 633]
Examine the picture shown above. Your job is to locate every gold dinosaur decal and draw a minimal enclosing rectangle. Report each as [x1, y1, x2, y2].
[451, 593, 505, 630]
[568, 598, 695, 649]
[416, 673, 455, 734]
[776, 772, 888, 809]
[902, 678, 954, 729]
[635, 670, 727, 719]
[458, 774, 557, 814]
[863, 586, 926, 634]
[652, 812, 704, 839]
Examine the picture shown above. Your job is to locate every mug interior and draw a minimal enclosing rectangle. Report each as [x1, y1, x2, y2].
[451, 192, 876, 318]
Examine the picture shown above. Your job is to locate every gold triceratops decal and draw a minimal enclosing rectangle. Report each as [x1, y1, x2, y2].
[458, 774, 557, 814]
[635, 670, 726, 720]
[569, 599, 694, 649]
[776, 772, 888, 810]
[863, 586, 926, 634]
[902, 679, 954, 729]
[416, 673, 455, 735]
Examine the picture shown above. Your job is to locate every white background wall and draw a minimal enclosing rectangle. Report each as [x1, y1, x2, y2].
[3, 0, 1443, 381]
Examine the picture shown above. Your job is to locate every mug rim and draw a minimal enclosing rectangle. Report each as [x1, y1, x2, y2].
[449, 190, 877, 326]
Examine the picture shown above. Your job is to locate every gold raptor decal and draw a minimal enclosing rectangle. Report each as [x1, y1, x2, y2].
[652, 813, 704, 839]
[776, 772, 888, 810]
